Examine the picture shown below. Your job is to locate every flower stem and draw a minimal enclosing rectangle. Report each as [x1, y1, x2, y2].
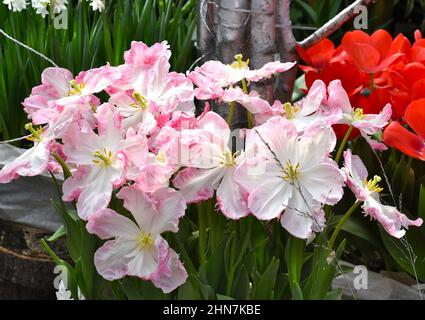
[53, 152, 72, 179]
[370, 73, 375, 90]
[198, 202, 207, 267]
[334, 125, 353, 164]
[242, 78, 253, 129]
[227, 101, 236, 127]
[329, 201, 361, 249]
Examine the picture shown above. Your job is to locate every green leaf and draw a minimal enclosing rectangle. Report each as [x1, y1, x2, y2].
[380, 228, 425, 282]
[294, 0, 318, 24]
[303, 237, 345, 299]
[231, 265, 250, 300]
[216, 294, 235, 300]
[285, 236, 305, 284]
[177, 279, 201, 300]
[290, 281, 303, 300]
[323, 288, 343, 300]
[122, 277, 166, 300]
[253, 258, 280, 300]
[47, 225, 66, 242]
[205, 238, 227, 293]
[341, 216, 381, 247]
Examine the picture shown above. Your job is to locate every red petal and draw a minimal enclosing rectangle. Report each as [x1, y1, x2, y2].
[307, 39, 335, 69]
[389, 34, 411, 59]
[401, 62, 425, 85]
[389, 90, 410, 120]
[383, 121, 425, 160]
[411, 79, 425, 100]
[296, 44, 312, 66]
[371, 29, 393, 60]
[404, 99, 425, 138]
[342, 33, 380, 73]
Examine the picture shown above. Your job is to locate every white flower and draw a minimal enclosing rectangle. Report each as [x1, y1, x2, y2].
[3, 0, 28, 12]
[86, 186, 188, 293]
[88, 0, 104, 12]
[327, 80, 392, 150]
[343, 149, 423, 238]
[31, 0, 49, 17]
[53, 0, 68, 14]
[235, 117, 344, 239]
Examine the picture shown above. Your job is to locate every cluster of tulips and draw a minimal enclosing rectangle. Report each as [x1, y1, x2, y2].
[0, 36, 422, 295]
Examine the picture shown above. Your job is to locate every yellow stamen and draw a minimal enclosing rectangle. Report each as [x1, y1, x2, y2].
[156, 150, 167, 165]
[364, 175, 384, 193]
[132, 92, 149, 110]
[92, 148, 114, 167]
[231, 54, 250, 70]
[283, 102, 299, 120]
[25, 123, 44, 142]
[282, 160, 301, 183]
[135, 231, 154, 252]
[69, 79, 85, 95]
[220, 150, 236, 167]
[354, 108, 366, 121]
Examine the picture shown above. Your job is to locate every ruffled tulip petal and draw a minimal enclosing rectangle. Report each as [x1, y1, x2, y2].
[150, 247, 188, 294]
[94, 239, 135, 281]
[86, 208, 139, 240]
[363, 195, 423, 238]
[216, 168, 249, 220]
[0, 140, 51, 183]
[281, 190, 325, 239]
[173, 167, 224, 204]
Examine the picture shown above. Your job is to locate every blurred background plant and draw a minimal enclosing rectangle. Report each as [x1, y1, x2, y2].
[0, 0, 196, 140]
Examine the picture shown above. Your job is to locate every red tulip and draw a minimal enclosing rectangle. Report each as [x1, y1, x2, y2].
[341, 30, 403, 74]
[305, 61, 366, 96]
[296, 38, 338, 71]
[411, 30, 425, 63]
[383, 99, 425, 160]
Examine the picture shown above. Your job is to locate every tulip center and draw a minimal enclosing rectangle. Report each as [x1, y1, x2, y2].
[69, 79, 85, 95]
[283, 102, 299, 120]
[93, 148, 114, 167]
[135, 231, 154, 252]
[353, 108, 366, 121]
[231, 54, 250, 70]
[156, 150, 167, 165]
[220, 150, 236, 167]
[25, 123, 44, 142]
[132, 92, 149, 110]
[282, 160, 301, 184]
[364, 175, 383, 193]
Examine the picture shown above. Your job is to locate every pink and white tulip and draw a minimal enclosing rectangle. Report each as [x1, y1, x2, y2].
[0, 124, 55, 183]
[343, 150, 422, 238]
[235, 117, 344, 238]
[86, 186, 187, 293]
[23, 67, 73, 125]
[173, 111, 249, 219]
[327, 80, 392, 150]
[256, 80, 342, 131]
[61, 104, 146, 219]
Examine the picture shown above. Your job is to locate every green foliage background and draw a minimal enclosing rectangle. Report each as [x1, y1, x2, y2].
[0, 0, 196, 140]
